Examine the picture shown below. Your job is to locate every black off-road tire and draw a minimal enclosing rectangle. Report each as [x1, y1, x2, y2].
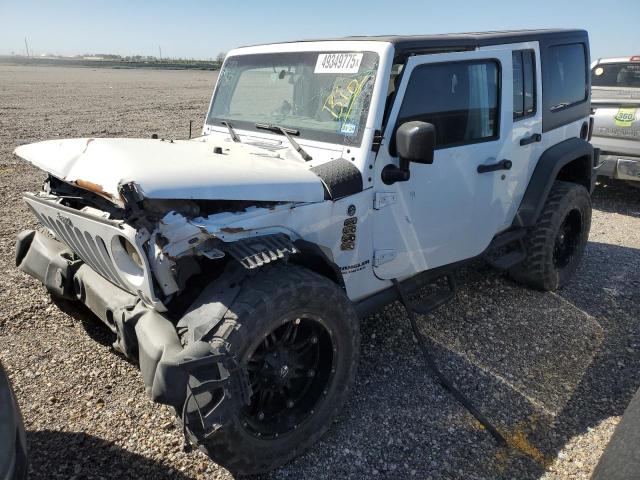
[190, 265, 360, 476]
[510, 181, 591, 290]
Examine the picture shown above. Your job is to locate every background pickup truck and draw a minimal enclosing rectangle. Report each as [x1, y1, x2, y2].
[591, 56, 640, 184]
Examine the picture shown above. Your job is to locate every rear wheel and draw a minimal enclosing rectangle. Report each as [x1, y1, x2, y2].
[510, 181, 591, 290]
[186, 265, 360, 475]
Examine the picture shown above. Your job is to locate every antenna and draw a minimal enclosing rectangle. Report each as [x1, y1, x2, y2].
[24, 37, 30, 58]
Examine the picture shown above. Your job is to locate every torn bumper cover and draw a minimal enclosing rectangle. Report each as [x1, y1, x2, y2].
[15, 230, 250, 416]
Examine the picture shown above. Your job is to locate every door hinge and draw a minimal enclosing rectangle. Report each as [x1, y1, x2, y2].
[374, 192, 397, 210]
[373, 250, 397, 267]
[371, 129, 383, 152]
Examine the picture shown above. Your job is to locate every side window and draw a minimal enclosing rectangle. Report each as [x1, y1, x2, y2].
[512, 49, 536, 120]
[398, 60, 500, 149]
[512, 52, 524, 118]
[547, 44, 587, 111]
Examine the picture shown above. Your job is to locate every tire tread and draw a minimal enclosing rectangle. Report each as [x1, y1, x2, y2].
[191, 264, 359, 475]
[510, 180, 591, 290]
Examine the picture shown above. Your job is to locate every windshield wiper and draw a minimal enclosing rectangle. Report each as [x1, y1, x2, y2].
[221, 121, 241, 142]
[255, 123, 312, 161]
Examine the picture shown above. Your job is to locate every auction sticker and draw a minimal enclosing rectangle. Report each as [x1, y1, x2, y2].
[315, 53, 363, 73]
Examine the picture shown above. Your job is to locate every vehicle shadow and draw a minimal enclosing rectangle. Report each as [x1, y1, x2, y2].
[592, 179, 640, 218]
[50, 296, 136, 365]
[50, 296, 116, 349]
[263, 241, 640, 479]
[55, 244, 638, 480]
[27, 430, 193, 479]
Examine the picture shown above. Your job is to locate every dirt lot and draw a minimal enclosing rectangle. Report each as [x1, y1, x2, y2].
[1, 65, 639, 479]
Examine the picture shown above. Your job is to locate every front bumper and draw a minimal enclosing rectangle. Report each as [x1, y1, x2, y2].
[15, 230, 211, 408]
[596, 154, 640, 182]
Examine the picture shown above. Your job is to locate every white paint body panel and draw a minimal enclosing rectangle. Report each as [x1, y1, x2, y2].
[14, 137, 326, 204]
[373, 48, 518, 279]
[184, 191, 387, 301]
[371, 42, 587, 280]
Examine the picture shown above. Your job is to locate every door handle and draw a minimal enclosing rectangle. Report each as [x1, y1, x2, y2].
[477, 159, 512, 174]
[519, 133, 542, 146]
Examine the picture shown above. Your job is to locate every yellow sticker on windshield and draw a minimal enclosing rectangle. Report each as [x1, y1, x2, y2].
[614, 108, 637, 127]
[322, 74, 372, 122]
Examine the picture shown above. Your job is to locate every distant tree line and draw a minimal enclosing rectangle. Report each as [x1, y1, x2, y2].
[4, 51, 227, 70]
[77, 52, 227, 65]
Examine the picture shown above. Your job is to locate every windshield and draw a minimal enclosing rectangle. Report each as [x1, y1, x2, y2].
[206, 51, 379, 144]
[592, 62, 640, 88]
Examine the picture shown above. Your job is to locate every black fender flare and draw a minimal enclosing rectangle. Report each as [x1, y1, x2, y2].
[292, 239, 346, 289]
[513, 137, 594, 228]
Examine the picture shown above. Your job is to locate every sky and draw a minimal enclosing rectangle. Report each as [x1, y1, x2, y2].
[1, 0, 639, 60]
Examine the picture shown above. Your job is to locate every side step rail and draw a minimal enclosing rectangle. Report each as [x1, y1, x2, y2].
[392, 277, 506, 445]
[404, 274, 456, 315]
[484, 228, 527, 270]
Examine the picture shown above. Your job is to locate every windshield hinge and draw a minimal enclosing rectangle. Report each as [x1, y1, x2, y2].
[373, 192, 397, 210]
[371, 129, 383, 152]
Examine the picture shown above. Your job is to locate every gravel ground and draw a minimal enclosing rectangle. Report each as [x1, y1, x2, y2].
[1, 64, 639, 479]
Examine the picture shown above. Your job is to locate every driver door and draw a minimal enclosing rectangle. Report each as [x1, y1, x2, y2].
[372, 49, 515, 279]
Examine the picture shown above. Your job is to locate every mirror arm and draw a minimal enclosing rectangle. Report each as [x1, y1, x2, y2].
[381, 157, 411, 185]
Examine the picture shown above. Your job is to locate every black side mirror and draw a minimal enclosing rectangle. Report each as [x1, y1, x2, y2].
[396, 121, 435, 164]
[382, 121, 436, 185]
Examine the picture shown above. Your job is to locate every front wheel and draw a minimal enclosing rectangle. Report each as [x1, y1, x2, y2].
[187, 265, 360, 476]
[510, 181, 592, 290]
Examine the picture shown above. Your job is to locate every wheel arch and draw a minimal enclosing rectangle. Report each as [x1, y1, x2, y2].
[290, 239, 345, 289]
[513, 137, 594, 228]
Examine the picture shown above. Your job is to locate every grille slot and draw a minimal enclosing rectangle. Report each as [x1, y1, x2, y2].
[38, 213, 127, 290]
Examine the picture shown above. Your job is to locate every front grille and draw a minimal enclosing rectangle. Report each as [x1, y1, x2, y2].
[34, 211, 127, 291]
[23, 193, 161, 309]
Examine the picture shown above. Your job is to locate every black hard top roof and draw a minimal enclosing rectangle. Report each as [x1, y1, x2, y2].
[249, 29, 587, 55]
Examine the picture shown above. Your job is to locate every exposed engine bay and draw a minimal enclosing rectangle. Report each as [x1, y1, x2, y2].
[33, 174, 297, 316]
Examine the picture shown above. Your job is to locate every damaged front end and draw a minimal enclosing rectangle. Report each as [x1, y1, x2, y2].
[15, 176, 302, 421]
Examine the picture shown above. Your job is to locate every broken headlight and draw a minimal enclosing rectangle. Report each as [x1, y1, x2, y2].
[111, 236, 145, 287]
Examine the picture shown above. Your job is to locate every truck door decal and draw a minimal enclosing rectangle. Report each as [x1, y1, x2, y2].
[614, 107, 637, 127]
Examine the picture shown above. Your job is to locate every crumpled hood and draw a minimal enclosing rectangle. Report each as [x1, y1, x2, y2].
[14, 137, 326, 205]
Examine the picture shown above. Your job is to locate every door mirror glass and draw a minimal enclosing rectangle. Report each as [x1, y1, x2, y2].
[396, 121, 435, 164]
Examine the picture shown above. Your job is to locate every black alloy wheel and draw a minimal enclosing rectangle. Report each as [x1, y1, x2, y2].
[243, 316, 334, 438]
[553, 208, 583, 268]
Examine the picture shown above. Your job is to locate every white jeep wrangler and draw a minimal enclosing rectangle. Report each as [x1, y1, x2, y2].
[15, 29, 596, 475]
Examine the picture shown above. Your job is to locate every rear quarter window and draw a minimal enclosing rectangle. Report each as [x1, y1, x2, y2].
[547, 44, 587, 111]
[513, 49, 536, 120]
